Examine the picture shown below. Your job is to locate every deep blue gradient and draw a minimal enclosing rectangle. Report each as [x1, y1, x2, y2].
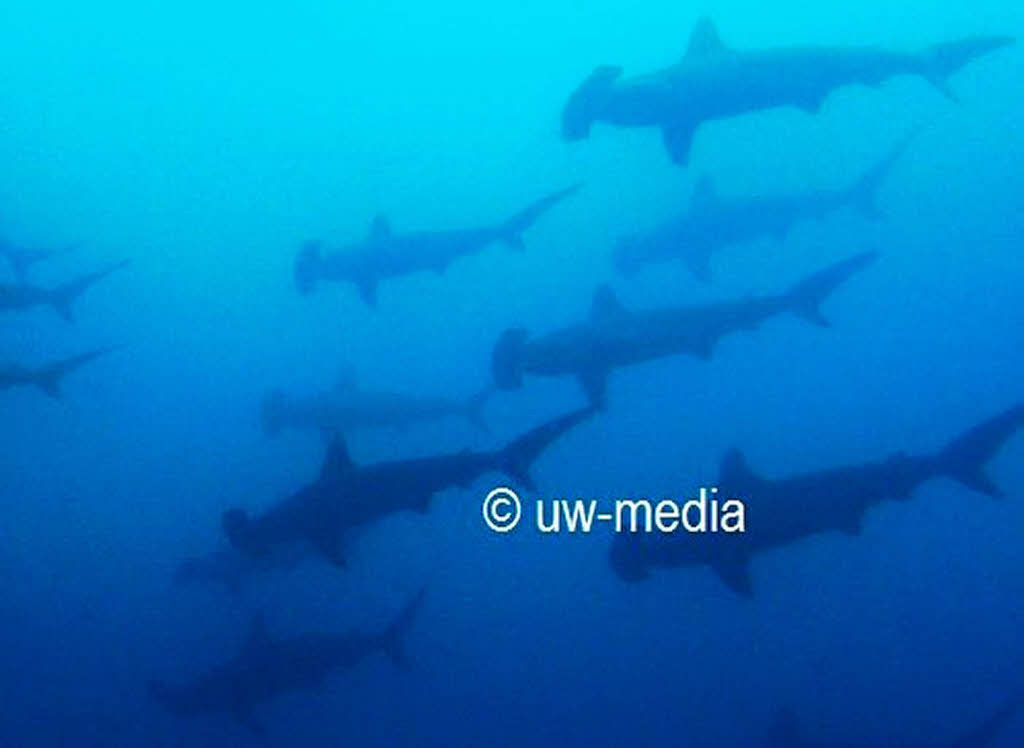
[1, 2, 1022, 746]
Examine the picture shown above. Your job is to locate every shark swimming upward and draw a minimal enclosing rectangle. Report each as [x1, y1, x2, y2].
[260, 371, 491, 439]
[0, 348, 120, 399]
[492, 252, 877, 407]
[294, 184, 580, 306]
[562, 18, 1013, 164]
[614, 133, 913, 281]
[149, 590, 425, 734]
[609, 403, 1024, 596]
[224, 407, 593, 566]
[0, 260, 129, 321]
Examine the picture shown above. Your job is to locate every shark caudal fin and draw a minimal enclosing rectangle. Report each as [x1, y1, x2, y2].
[497, 407, 594, 490]
[935, 404, 1024, 498]
[492, 328, 529, 390]
[294, 241, 322, 295]
[259, 390, 288, 437]
[48, 261, 130, 323]
[847, 128, 920, 217]
[378, 588, 426, 670]
[33, 346, 120, 399]
[499, 184, 582, 250]
[784, 251, 879, 327]
[923, 35, 1015, 100]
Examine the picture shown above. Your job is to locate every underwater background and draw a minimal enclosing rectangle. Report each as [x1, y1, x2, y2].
[1, 0, 1022, 745]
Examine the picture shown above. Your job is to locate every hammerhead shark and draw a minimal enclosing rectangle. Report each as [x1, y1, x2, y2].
[224, 407, 593, 565]
[609, 403, 1024, 596]
[0, 347, 119, 398]
[149, 590, 425, 734]
[492, 251, 876, 407]
[614, 133, 913, 280]
[261, 370, 491, 439]
[0, 238, 78, 283]
[562, 17, 1013, 164]
[0, 260, 129, 322]
[765, 697, 1020, 747]
[294, 184, 580, 305]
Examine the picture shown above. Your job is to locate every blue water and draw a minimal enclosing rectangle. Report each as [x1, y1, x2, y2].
[1, 2, 1022, 746]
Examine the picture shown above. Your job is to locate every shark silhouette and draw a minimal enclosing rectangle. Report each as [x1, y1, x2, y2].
[493, 252, 877, 407]
[563, 18, 1013, 164]
[0, 347, 120, 399]
[614, 133, 913, 280]
[149, 590, 425, 734]
[609, 403, 1024, 596]
[0, 260, 129, 322]
[224, 407, 593, 565]
[294, 184, 580, 305]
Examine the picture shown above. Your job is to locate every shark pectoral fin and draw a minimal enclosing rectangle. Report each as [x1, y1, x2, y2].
[578, 368, 609, 409]
[950, 467, 1003, 498]
[313, 534, 346, 568]
[661, 121, 698, 165]
[711, 556, 754, 597]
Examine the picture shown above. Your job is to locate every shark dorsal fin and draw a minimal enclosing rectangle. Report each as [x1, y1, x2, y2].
[321, 437, 355, 480]
[369, 215, 391, 243]
[691, 175, 719, 210]
[245, 612, 271, 651]
[720, 449, 761, 489]
[685, 17, 728, 60]
[590, 285, 627, 324]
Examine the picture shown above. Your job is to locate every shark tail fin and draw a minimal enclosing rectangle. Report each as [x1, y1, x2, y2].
[48, 261, 130, 323]
[935, 404, 1024, 498]
[33, 347, 118, 399]
[492, 328, 529, 390]
[497, 407, 594, 490]
[847, 128, 920, 218]
[923, 35, 1015, 100]
[498, 184, 581, 250]
[260, 390, 288, 438]
[464, 387, 493, 432]
[379, 588, 426, 670]
[295, 241, 322, 295]
[784, 251, 879, 327]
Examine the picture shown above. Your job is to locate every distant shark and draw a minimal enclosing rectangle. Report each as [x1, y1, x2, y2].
[0, 260, 129, 322]
[614, 133, 913, 280]
[294, 184, 580, 305]
[0, 238, 78, 283]
[492, 252, 876, 407]
[765, 697, 1019, 747]
[0, 347, 119, 398]
[174, 545, 309, 596]
[149, 590, 425, 734]
[562, 18, 1013, 164]
[609, 403, 1024, 596]
[224, 407, 593, 565]
[261, 371, 492, 439]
